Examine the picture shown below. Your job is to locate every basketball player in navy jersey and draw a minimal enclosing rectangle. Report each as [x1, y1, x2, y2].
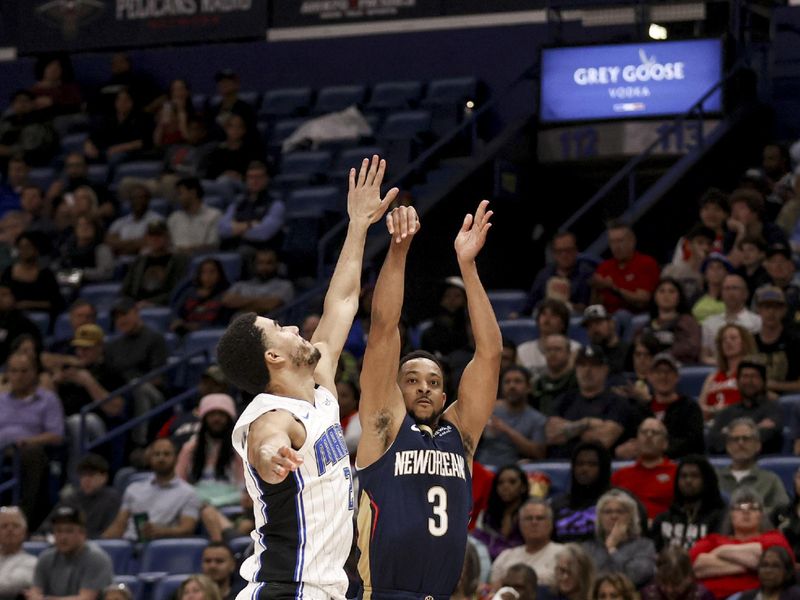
[217, 155, 397, 600]
[356, 200, 502, 600]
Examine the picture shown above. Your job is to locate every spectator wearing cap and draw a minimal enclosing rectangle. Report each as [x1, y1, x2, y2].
[37, 454, 121, 539]
[0, 505, 37, 599]
[700, 274, 761, 364]
[691, 252, 732, 323]
[707, 359, 783, 455]
[637, 278, 702, 365]
[104, 298, 168, 446]
[29, 506, 113, 600]
[54, 323, 127, 483]
[610, 418, 678, 519]
[0, 231, 64, 317]
[521, 232, 595, 316]
[476, 366, 546, 466]
[531, 334, 578, 417]
[44, 298, 97, 355]
[218, 161, 285, 252]
[208, 69, 258, 144]
[698, 324, 757, 421]
[121, 220, 188, 307]
[581, 305, 629, 376]
[763, 242, 800, 325]
[591, 221, 660, 314]
[724, 188, 787, 265]
[663, 224, 715, 304]
[105, 183, 163, 256]
[545, 344, 633, 459]
[617, 353, 704, 460]
[737, 236, 771, 303]
[0, 351, 63, 529]
[716, 418, 789, 513]
[102, 438, 201, 541]
[0, 283, 41, 365]
[518, 299, 581, 380]
[753, 285, 800, 394]
[175, 394, 244, 494]
[168, 177, 221, 254]
[419, 276, 470, 356]
[221, 248, 294, 315]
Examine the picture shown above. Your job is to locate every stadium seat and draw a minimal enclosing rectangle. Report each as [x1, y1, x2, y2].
[22, 540, 49, 556]
[151, 573, 191, 600]
[498, 319, 539, 346]
[95, 539, 134, 575]
[183, 329, 226, 360]
[53, 113, 90, 136]
[87, 164, 109, 185]
[148, 197, 172, 217]
[229, 535, 253, 558]
[313, 85, 366, 114]
[112, 161, 162, 186]
[377, 110, 432, 141]
[28, 167, 56, 190]
[279, 150, 333, 176]
[188, 252, 242, 284]
[112, 575, 141, 600]
[759, 456, 800, 492]
[62, 132, 88, 154]
[282, 211, 325, 278]
[332, 146, 384, 176]
[422, 77, 478, 107]
[286, 186, 342, 218]
[367, 80, 423, 111]
[567, 319, 590, 346]
[79, 283, 123, 312]
[139, 538, 208, 575]
[260, 87, 313, 118]
[269, 118, 309, 146]
[139, 307, 172, 332]
[779, 394, 800, 424]
[25, 311, 50, 336]
[676, 366, 715, 399]
[200, 179, 235, 200]
[487, 290, 527, 320]
[522, 462, 571, 497]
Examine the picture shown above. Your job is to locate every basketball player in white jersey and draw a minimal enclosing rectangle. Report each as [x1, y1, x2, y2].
[217, 155, 397, 600]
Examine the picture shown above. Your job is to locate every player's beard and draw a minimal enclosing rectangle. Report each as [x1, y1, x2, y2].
[291, 343, 321, 368]
[409, 405, 444, 429]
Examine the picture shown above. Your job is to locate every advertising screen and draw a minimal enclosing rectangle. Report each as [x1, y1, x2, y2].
[540, 39, 723, 123]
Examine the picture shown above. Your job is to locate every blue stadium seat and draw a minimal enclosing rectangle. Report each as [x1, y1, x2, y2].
[62, 132, 88, 154]
[79, 283, 123, 312]
[280, 150, 333, 176]
[229, 536, 253, 558]
[313, 85, 366, 114]
[567, 318, 590, 346]
[200, 179, 235, 200]
[25, 311, 50, 336]
[758, 456, 800, 492]
[239, 91, 261, 107]
[332, 146, 384, 175]
[95, 539, 134, 575]
[677, 366, 715, 399]
[28, 167, 56, 190]
[487, 290, 527, 321]
[52, 312, 111, 341]
[53, 113, 90, 136]
[260, 87, 313, 118]
[112, 161, 162, 185]
[286, 186, 342, 218]
[377, 110, 432, 140]
[422, 77, 478, 107]
[367, 80, 423, 111]
[22, 540, 49, 556]
[269, 118, 309, 146]
[139, 538, 208, 574]
[112, 575, 141, 600]
[151, 574, 191, 600]
[188, 252, 242, 284]
[148, 197, 172, 217]
[779, 394, 800, 424]
[204, 194, 227, 212]
[183, 329, 226, 360]
[139, 307, 172, 332]
[522, 462, 571, 497]
[87, 164, 109, 185]
[498, 319, 538, 346]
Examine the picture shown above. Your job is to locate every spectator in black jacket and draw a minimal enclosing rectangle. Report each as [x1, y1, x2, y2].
[650, 455, 725, 551]
[0, 282, 41, 364]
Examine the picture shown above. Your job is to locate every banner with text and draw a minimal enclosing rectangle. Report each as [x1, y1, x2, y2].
[17, 0, 268, 54]
[539, 39, 723, 123]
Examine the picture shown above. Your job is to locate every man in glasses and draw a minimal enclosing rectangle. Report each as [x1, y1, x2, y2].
[690, 487, 792, 599]
[715, 418, 789, 513]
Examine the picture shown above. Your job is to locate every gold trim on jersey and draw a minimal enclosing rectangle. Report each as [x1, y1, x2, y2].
[357, 491, 376, 600]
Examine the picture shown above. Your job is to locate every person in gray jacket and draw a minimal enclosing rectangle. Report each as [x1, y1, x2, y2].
[582, 488, 657, 587]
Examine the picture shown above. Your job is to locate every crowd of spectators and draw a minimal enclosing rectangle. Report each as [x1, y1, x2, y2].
[1, 51, 800, 600]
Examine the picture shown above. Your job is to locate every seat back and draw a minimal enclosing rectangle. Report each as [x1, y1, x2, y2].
[139, 538, 208, 574]
[95, 539, 134, 575]
[498, 319, 539, 346]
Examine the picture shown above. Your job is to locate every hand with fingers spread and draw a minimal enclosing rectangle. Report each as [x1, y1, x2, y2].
[347, 154, 399, 226]
[385, 205, 420, 248]
[455, 199, 493, 264]
[261, 444, 304, 484]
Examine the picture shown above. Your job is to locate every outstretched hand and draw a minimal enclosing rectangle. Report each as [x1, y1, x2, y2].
[454, 200, 493, 263]
[267, 446, 304, 483]
[385, 205, 420, 247]
[347, 155, 399, 225]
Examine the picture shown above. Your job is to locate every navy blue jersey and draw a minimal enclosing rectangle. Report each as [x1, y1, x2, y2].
[356, 415, 472, 600]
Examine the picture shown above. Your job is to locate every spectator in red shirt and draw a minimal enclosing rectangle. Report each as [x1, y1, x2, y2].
[690, 487, 794, 600]
[592, 221, 660, 314]
[611, 418, 677, 520]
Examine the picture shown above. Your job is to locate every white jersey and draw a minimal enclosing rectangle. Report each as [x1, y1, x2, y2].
[232, 385, 354, 600]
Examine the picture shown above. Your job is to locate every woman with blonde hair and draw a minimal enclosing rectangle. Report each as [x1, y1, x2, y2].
[698, 323, 756, 420]
[582, 489, 656, 587]
[178, 574, 222, 600]
[554, 543, 596, 600]
[592, 573, 639, 600]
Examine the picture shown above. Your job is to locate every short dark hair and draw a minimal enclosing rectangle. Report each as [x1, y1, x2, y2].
[399, 350, 445, 378]
[729, 188, 764, 216]
[203, 541, 235, 559]
[247, 160, 269, 175]
[501, 365, 531, 382]
[535, 298, 570, 333]
[217, 313, 271, 395]
[685, 224, 716, 242]
[176, 177, 204, 199]
[699, 188, 729, 212]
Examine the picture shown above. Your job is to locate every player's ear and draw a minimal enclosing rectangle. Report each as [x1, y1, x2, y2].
[265, 348, 285, 367]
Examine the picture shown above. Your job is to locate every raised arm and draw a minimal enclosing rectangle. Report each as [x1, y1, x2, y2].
[311, 155, 398, 392]
[444, 200, 502, 459]
[357, 206, 420, 467]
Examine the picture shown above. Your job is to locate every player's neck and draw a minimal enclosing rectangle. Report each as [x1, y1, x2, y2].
[268, 374, 317, 404]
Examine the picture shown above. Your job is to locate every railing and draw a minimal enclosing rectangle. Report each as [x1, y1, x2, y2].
[0, 443, 21, 504]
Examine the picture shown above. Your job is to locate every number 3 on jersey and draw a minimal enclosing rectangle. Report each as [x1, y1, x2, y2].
[427, 486, 448, 536]
[343, 467, 354, 510]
